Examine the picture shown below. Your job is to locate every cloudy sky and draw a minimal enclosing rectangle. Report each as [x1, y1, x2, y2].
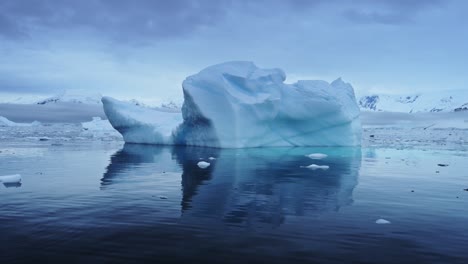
[0, 0, 466, 103]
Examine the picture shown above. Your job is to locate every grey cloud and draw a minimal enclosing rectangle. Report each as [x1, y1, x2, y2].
[0, 81, 54, 94]
[343, 9, 411, 25]
[0, 0, 450, 42]
[0, 0, 233, 42]
[0, 13, 26, 39]
[343, 0, 446, 25]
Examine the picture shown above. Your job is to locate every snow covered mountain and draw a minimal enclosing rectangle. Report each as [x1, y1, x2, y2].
[1, 89, 182, 116]
[36, 89, 103, 105]
[0, 95, 49, 104]
[359, 90, 468, 113]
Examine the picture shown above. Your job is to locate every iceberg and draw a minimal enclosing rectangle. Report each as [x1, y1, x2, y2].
[301, 164, 330, 170]
[102, 97, 182, 144]
[103, 61, 361, 148]
[376, 219, 391, 224]
[0, 174, 22, 184]
[307, 153, 328, 159]
[197, 161, 211, 169]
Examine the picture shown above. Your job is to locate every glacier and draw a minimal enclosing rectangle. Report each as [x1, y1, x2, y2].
[102, 61, 361, 148]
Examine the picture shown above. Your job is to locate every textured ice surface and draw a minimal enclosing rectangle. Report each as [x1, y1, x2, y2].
[103, 61, 361, 148]
[175, 61, 361, 148]
[102, 97, 182, 144]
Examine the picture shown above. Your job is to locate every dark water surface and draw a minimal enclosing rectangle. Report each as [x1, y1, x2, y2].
[1, 142, 467, 263]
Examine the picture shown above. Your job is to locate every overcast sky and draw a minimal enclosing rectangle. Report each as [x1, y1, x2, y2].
[0, 0, 466, 102]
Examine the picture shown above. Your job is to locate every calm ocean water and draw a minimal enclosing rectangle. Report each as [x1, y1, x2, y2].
[1, 142, 467, 263]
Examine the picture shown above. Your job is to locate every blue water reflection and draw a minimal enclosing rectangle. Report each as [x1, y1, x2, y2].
[103, 144, 361, 227]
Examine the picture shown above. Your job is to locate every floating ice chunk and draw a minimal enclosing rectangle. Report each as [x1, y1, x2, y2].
[376, 219, 391, 224]
[306, 153, 328, 159]
[0, 174, 22, 183]
[197, 161, 211, 169]
[208, 157, 216, 160]
[302, 164, 330, 170]
[159, 195, 168, 200]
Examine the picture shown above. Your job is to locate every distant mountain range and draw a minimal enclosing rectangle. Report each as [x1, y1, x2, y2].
[2, 89, 466, 113]
[359, 90, 468, 113]
[36, 90, 103, 105]
[0, 89, 183, 110]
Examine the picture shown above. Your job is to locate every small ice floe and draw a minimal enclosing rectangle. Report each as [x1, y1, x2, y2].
[208, 157, 216, 160]
[0, 174, 22, 183]
[301, 164, 329, 170]
[306, 153, 328, 160]
[159, 195, 168, 200]
[376, 219, 391, 224]
[39, 137, 51, 141]
[197, 161, 210, 169]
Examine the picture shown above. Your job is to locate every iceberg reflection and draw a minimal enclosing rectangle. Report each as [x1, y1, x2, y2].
[102, 144, 361, 226]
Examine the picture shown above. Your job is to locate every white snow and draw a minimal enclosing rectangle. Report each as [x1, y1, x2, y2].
[0, 116, 41, 127]
[361, 111, 468, 130]
[102, 97, 182, 144]
[0, 174, 22, 183]
[0, 94, 49, 104]
[104, 61, 361, 148]
[36, 89, 103, 105]
[359, 90, 468, 113]
[302, 164, 330, 170]
[376, 219, 391, 224]
[307, 153, 328, 159]
[197, 161, 211, 169]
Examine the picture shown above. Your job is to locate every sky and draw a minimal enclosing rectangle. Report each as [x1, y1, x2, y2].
[0, 0, 467, 103]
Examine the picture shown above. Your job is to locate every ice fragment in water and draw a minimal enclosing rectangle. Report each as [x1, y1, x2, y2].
[0, 174, 22, 183]
[306, 153, 328, 159]
[197, 161, 210, 169]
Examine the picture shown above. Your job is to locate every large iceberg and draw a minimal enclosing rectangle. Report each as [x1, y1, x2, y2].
[103, 61, 361, 148]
